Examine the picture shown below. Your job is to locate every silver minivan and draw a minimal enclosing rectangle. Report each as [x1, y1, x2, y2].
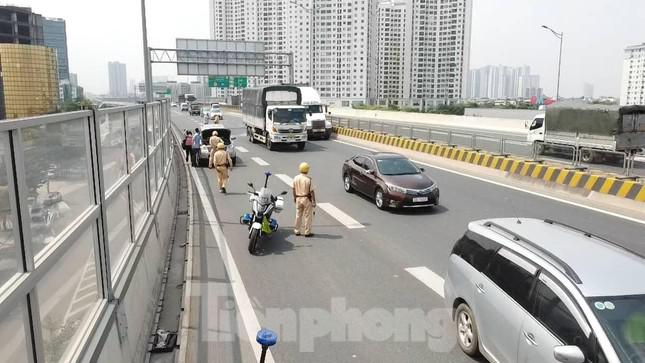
[444, 218, 645, 363]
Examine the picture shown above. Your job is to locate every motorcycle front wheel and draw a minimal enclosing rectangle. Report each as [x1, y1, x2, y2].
[248, 228, 260, 254]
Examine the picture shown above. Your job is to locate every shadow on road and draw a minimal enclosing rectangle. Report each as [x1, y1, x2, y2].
[389, 204, 449, 216]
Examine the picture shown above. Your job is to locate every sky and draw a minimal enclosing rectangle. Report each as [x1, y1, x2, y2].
[9, 0, 645, 98]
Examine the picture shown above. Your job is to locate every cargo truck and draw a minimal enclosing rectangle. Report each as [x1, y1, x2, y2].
[242, 86, 308, 151]
[527, 102, 645, 163]
[298, 86, 331, 139]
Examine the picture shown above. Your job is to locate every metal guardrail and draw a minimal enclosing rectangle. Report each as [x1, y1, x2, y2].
[0, 101, 172, 362]
[329, 114, 643, 178]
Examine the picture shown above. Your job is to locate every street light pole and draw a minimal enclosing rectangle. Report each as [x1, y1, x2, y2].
[141, 0, 153, 102]
[541, 25, 563, 100]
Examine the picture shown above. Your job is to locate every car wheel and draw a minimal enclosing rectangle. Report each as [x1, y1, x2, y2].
[343, 174, 353, 193]
[455, 303, 480, 356]
[267, 138, 275, 151]
[297, 142, 305, 151]
[580, 149, 596, 163]
[232, 156, 237, 167]
[374, 188, 386, 210]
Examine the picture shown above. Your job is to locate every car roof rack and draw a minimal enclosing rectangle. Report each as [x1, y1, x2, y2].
[543, 219, 645, 261]
[483, 221, 583, 284]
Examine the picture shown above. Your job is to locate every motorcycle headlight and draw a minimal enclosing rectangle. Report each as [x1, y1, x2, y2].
[386, 183, 407, 194]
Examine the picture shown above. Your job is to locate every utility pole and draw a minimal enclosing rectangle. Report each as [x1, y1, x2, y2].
[141, 0, 153, 102]
[541, 25, 563, 100]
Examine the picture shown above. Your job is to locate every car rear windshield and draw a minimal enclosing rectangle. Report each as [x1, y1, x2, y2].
[376, 158, 420, 175]
[202, 129, 232, 144]
[588, 295, 645, 362]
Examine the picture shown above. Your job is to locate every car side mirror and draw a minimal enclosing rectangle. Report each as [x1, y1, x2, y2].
[280, 191, 288, 196]
[419, 167, 425, 172]
[366, 169, 374, 175]
[553, 346, 585, 363]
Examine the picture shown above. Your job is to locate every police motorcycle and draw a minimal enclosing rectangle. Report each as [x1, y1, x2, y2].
[240, 172, 287, 254]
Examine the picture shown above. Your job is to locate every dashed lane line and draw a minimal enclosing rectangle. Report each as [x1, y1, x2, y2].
[190, 167, 274, 363]
[236, 146, 249, 153]
[275, 174, 293, 187]
[251, 157, 270, 166]
[405, 266, 445, 298]
[317, 202, 365, 229]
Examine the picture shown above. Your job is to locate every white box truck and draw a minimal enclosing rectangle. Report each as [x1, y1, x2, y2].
[242, 86, 308, 151]
[527, 102, 645, 163]
[298, 86, 331, 139]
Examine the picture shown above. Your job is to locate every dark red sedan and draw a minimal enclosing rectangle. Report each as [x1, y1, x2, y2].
[341, 152, 440, 210]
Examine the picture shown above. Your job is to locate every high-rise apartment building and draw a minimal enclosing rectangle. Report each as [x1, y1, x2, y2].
[210, 0, 470, 106]
[108, 61, 127, 97]
[376, 0, 412, 101]
[467, 65, 541, 100]
[0, 6, 44, 45]
[0, 44, 59, 119]
[620, 43, 645, 106]
[375, 0, 471, 106]
[43, 18, 69, 82]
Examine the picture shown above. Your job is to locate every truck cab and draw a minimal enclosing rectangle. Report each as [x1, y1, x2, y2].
[299, 87, 331, 139]
[526, 113, 546, 144]
[264, 105, 307, 149]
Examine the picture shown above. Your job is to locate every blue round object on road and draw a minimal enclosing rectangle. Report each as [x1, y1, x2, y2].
[256, 329, 278, 346]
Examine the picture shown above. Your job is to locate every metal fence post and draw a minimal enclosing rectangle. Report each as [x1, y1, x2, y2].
[448, 130, 452, 145]
[409, 126, 413, 139]
[472, 134, 476, 149]
[428, 128, 432, 142]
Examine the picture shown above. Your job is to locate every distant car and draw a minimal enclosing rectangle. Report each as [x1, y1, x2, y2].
[171, 102, 177, 107]
[30, 206, 53, 230]
[445, 218, 645, 363]
[199, 125, 237, 167]
[209, 107, 223, 122]
[341, 152, 439, 209]
[189, 103, 202, 116]
[180, 103, 188, 111]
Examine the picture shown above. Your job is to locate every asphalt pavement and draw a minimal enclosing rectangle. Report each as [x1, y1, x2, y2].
[172, 109, 645, 363]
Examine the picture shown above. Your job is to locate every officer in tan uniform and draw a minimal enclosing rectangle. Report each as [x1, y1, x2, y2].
[208, 131, 222, 168]
[213, 143, 232, 193]
[293, 162, 316, 237]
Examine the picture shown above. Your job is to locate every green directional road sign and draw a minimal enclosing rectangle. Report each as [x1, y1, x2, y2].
[208, 76, 229, 88]
[233, 76, 248, 88]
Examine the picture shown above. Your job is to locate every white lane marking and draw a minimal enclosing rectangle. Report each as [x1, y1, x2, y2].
[251, 157, 270, 166]
[190, 168, 275, 363]
[333, 140, 645, 226]
[276, 174, 293, 187]
[236, 146, 249, 153]
[405, 267, 445, 298]
[317, 202, 364, 229]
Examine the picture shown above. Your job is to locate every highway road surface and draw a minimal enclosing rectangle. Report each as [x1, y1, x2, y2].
[172, 109, 644, 362]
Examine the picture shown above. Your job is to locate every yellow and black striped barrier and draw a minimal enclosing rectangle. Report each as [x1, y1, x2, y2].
[333, 127, 645, 202]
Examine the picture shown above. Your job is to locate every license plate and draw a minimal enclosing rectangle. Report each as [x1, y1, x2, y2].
[287, 134, 295, 139]
[413, 197, 428, 203]
[315, 129, 325, 132]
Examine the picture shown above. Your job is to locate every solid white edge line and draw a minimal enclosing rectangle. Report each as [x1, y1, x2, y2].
[190, 167, 274, 363]
[317, 202, 365, 229]
[251, 157, 270, 166]
[275, 174, 294, 187]
[333, 139, 645, 226]
[405, 267, 445, 298]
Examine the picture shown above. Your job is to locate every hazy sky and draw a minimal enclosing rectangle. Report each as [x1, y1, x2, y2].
[10, 0, 645, 97]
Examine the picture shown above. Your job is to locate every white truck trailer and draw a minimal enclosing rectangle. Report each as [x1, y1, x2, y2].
[242, 86, 308, 151]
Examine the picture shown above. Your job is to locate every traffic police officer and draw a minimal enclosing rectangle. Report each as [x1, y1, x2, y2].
[208, 131, 222, 168]
[293, 162, 316, 237]
[213, 143, 233, 193]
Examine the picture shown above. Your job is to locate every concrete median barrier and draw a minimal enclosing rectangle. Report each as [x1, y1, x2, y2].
[333, 126, 645, 202]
